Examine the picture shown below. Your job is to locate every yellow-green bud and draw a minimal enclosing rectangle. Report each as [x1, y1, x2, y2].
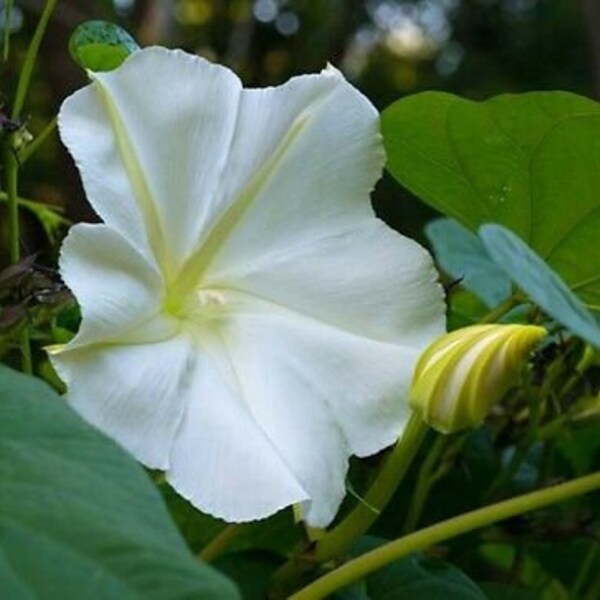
[409, 324, 547, 434]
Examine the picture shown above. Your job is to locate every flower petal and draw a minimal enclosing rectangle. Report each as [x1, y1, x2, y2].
[175, 66, 386, 293]
[180, 66, 444, 345]
[59, 48, 242, 272]
[58, 223, 174, 348]
[166, 334, 309, 522]
[170, 292, 420, 526]
[50, 334, 195, 470]
[207, 220, 445, 347]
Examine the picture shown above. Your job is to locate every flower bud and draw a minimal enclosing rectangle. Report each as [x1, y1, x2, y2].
[409, 324, 546, 434]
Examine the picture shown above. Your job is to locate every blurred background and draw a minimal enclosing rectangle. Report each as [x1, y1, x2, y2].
[1, 0, 599, 259]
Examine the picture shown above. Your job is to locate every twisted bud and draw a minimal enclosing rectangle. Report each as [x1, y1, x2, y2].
[409, 324, 546, 434]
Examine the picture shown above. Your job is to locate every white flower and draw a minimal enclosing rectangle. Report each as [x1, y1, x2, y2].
[49, 48, 445, 526]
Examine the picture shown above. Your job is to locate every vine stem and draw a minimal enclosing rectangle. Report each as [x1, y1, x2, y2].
[3, 0, 57, 374]
[269, 414, 429, 598]
[11, 0, 58, 120]
[19, 116, 57, 164]
[3, 140, 32, 374]
[198, 524, 248, 563]
[315, 413, 428, 562]
[3, 0, 12, 60]
[4, 142, 20, 264]
[479, 294, 522, 324]
[402, 434, 451, 533]
[289, 471, 600, 600]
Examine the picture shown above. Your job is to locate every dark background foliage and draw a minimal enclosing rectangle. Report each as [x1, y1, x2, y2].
[1, 0, 598, 259]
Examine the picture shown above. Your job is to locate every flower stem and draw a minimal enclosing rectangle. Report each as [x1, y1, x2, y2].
[19, 116, 57, 164]
[3, 139, 32, 374]
[269, 413, 429, 598]
[3, 0, 12, 60]
[11, 0, 58, 120]
[572, 535, 599, 598]
[3, 0, 57, 375]
[314, 413, 429, 563]
[289, 471, 600, 600]
[402, 434, 452, 533]
[479, 294, 522, 324]
[4, 142, 20, 264]
[0, 188, 66, 212]
[198, 524, 248, 563]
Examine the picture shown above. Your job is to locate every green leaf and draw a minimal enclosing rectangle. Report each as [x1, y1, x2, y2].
[69, 20, 139, 72]
[555, 422, 600, 475]
[480, 224, 600, 349]
[338, 539, 486, 599]
[215, 551, 283, 600]
[425, 218, 511, 308]
[365, 553, 486, 599]
[0, 365, 239, 600]
[382, 92, 600, 307]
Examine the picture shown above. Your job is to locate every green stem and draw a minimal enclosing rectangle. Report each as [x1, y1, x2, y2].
[572, 536, 599, 597]
[3, 139, 32, 374]
[198, 524, 247, 563]
[403, 434, 450, 533]
[0, 190, 65, 216]
[19, 116, 57, 164]
[3, 0, 12, 60]
[4, 142, 20, 264]
[11, 0, 58, 119]
[486, 377, 543, 501]
[290, 472, 600, 600]
[314, 413, 429, 563]
[269, 414, 429, 599]
[3, 0, 57, 375]
[479, 294, 522, 324]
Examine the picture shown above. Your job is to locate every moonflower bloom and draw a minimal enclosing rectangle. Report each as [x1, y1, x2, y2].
[409, 324, 546, 434]
[50, 48, 445, 526]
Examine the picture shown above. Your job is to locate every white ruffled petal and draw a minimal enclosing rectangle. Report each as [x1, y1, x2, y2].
[166, 293, 419, 526]
[166, 334, 309, 522]
[50, 334, 196, 470]
[58, 224, 174, 348]
[207, 220, 445, 348]
[59, 48, 242, 271]
[175, 67, 386, 292]
[55, 50, 447, 526]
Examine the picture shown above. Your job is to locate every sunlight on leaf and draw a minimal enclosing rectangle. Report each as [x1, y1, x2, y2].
[382, 92, 600, 308]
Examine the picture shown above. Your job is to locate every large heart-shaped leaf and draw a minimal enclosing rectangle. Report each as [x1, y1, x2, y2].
[382, 92, 600, 307]
[0, 365, 239, 599]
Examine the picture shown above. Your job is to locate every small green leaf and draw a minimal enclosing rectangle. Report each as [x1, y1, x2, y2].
[339, 539, 486, 599]
[69, 20, 139, 72]
[480, 224, 600, 349]
[425, 218, 511, 308]
[382, 92, 600, 308]
[0, 365, 239, 599]
[366, 553, 486, 599]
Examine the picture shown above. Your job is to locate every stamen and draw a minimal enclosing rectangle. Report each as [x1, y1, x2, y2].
[197, 289, 226, 307]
